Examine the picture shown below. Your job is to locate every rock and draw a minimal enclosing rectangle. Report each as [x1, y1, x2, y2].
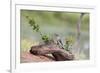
[20, 52, 55, 63]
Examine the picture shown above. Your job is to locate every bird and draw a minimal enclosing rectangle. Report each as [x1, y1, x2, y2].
[53, 33, 64, 49]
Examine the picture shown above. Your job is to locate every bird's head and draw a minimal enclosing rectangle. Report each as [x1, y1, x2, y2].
[54, 33, 59, 37]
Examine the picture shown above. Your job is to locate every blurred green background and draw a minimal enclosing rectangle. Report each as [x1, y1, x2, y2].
[20, 10, 89, 60]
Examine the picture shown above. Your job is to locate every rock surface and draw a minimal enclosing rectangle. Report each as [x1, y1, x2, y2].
[21, 52, 55, 63]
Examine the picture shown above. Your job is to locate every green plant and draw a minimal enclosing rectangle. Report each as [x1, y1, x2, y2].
[41, 35, 50, 43]
[26, 16, 50, 43]
[64, 36, 74, 51]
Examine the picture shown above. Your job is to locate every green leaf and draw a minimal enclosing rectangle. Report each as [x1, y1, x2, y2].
[42, 35, 49, 43]
[35, 25, 40, 32]
[29, 19, 35, 26]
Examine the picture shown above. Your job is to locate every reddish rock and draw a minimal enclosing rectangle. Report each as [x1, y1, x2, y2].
[20, 52, 55, 63]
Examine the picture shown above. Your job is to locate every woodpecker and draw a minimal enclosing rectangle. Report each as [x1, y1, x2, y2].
[54, 33, 64, 49]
